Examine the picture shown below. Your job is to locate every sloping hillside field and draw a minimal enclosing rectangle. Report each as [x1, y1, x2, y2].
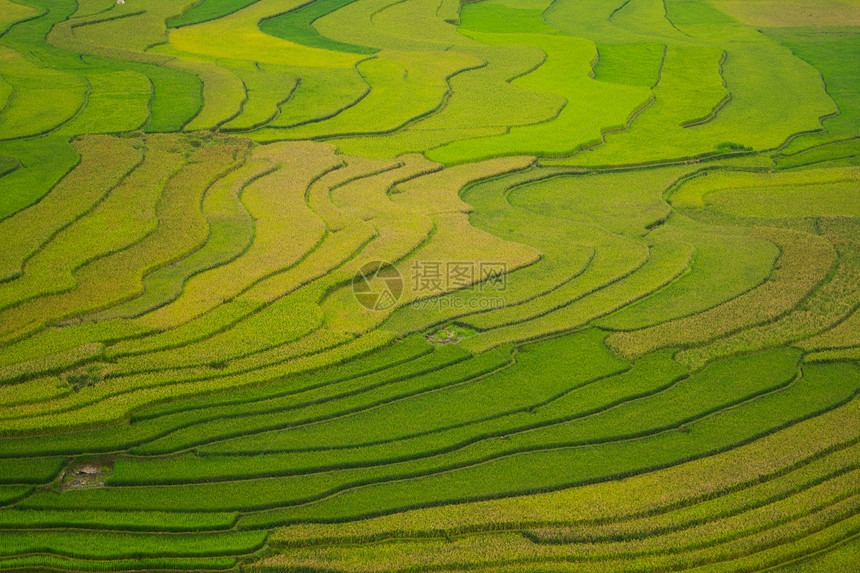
[0, 0, 857, 571]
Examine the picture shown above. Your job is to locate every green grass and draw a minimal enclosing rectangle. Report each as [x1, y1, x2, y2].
[550, 2, 838, 167]
[428, 29, 651, 163]
[593, 41, 665, 87]
[0, 135, 141, 286]
[608, 226, 835, 358]
[0, 508, 237, 531]
[62, 3, 231, 132]
[303, 1, 589, 158]
[167, 53, 247, 132]
[312, 0, 464, 53]
[124, 332, 624, 451]
[68, 2, 175, 53]
[506, 165, 685, 235]
[0, 529, 267, 559]
[115, 288, 324, 371]
[56, 70, 151, 135]
[549, 42, 728, 166]
[220, 62, 299, 131]
[0, 137, 192, 340]
[240, 351, 855, 527]
[259, 0, 377, 54]
[665, 0, 736, 27]
[668, 165, 859, 208]
[137, 63, 204, 132]
[168, 0, 262, 28]
[0, 0, 38, 36]
[458, 232, 647, 333]
[265, 403, 860, 543]
[20, 347, 808, 516]
[330, 42, 562, 158]
[765, 27, 860, 153]
[94, 154, 259, 319]
[677, 219, 860, 369]
[774, 535, 860, 572]
[257, 475, 860, 569]
[0, 136, 79, 221]
[596, 216, 779, 331]
[43, 3, 204, 133]
[776, 138, 860, 169]
[0, 154, 16, 178]
[126, 344, 495, 455]
[254, 496, 860, 570]
[609, 0, 694, 40]
[2, 0, 88, 70]
[461, 227, 693, 352]
[119, 348, 678, 481]
[0, 457, 63, 484]
[0, 486, 31, 505]
[0, 47, 88, 140]
[128, 333, 432, 420]
[0, 146, 147, 318]
[383, 163, 705, 338]
[252, 66, 369, 132]
[706, 180, 860, 219]
[280, 51, 479, 140]
[664, 0, 838, 148]
[0, 331, 396, 434]
[0, 336, 428, 457]
[544, 0, 685, 43]
[436, 0, 463, 24]
[0, 375, 75, 406]
[82, 139, 247, 322]
[523, 461, 860, 546]
[0, 1, 856, 567]
[383, 166, 582, 331]
[0, 555, 238, 571]
[167, 0, 361, 68]
[0, 319, 147, 371]
[459, 1, 559, 35]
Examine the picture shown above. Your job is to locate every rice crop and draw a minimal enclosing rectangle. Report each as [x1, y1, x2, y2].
[0, 1, 855, 569]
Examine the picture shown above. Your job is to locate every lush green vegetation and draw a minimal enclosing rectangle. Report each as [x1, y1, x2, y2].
[258, 0, 377, 54]
[167, 0, 262, 29]
[0, 0, 855, 570]
[765, 26, 860, 154]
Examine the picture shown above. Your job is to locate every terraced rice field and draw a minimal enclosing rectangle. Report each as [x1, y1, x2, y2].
[0, 0, 856, 571]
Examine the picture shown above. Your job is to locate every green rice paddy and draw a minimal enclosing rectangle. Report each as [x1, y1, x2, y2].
[0, 0, 856, 571]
